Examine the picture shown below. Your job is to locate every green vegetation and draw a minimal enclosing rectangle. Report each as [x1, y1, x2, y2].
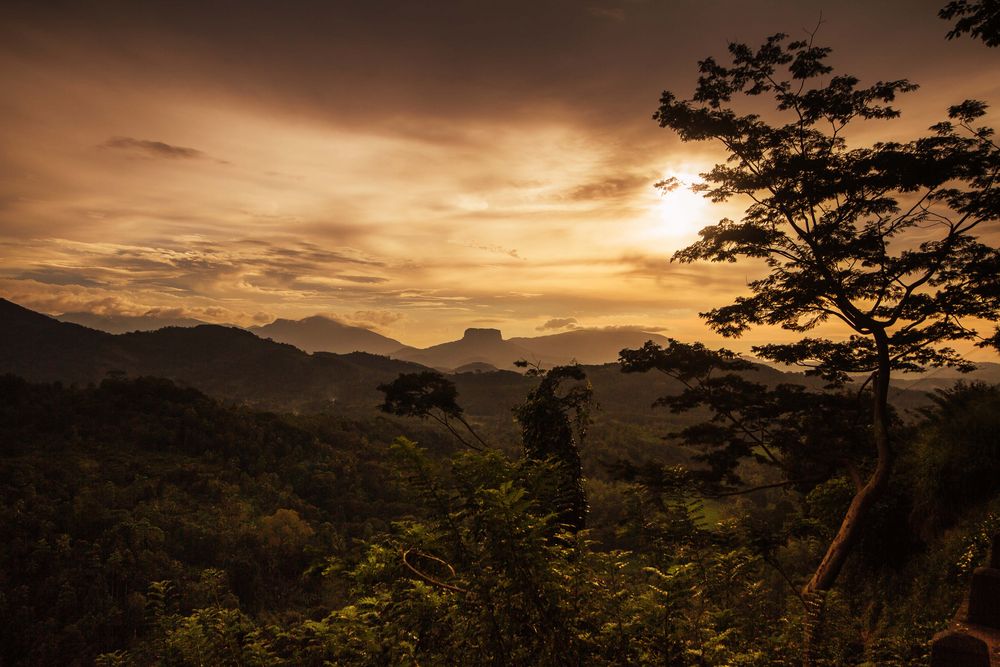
[1, 373, 999, 665]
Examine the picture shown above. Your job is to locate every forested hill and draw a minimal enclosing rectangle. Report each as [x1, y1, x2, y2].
[0, 374, 468, 664]
[0, 298, 427, 410]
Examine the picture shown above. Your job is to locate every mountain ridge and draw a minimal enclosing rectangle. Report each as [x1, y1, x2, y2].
[3, 298, 990, 418]
[50, 306, 680, 368]
[58, 311, 211, 333]
[0, 298, 425, 410]
[250, 315, 405, 355]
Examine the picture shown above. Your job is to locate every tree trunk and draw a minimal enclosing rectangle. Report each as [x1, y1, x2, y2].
[801, 329, 894, 665]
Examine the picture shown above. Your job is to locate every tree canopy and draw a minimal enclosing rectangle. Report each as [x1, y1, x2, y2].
[940, 0, 1000, 46]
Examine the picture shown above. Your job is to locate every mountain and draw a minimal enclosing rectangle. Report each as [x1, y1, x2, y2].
[250, 315, 405, 355]
[392, 327, 674, 370]
[392, 328, 537, 371]
[509, 329, 672, 365]
[886, 362, 1000, 392]
[751, 355, 1000, 393]
[1, 299, 119, 384]
[58, 311, 209, 333]
[453, 361, 499, 374]
[0, 298, 953, 418]
[0, 298, 424, 410]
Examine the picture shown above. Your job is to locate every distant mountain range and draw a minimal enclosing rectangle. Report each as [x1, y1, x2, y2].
[2, 299, 424, 410]
[5, 298, 994, 419]
[751, 356, 1000, 393]
[509, 328, 675, 366]
[60, 308, 676, 368]
[244, 318, 675, 371]
[392, 328, 535, 371]
[250, 315, 406, 355]
[391, 327, 673, 371]
[0, 298, 814, 425]
[58, 311, 210, 333]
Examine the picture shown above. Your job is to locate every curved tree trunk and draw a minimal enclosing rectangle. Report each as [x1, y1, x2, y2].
[801, 329, 894, 665]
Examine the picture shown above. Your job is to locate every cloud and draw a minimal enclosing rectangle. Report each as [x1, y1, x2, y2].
[455, 240, 524, 260]
[567, 173, 654, 202]
[15, 268, 106, 288]
[591, 324, 668, 333]
[537, 317, 579, 331]
[336, 274, 388, 284]
[101, 136, 223, 162]
[343, 309, 404, 330]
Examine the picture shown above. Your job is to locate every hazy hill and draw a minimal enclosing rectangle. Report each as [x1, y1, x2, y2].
[0, 298, 424, 410]
[392, 327, 674, 370]
[58, 311, 209, 333]
[509, 328, 672, 365]
[453, 361, 500, 374]
[251, 315, 406, 355]
[889, 362, 1000, 392]
[392, 328, 537, 371]
[753, 354, 1000, 394]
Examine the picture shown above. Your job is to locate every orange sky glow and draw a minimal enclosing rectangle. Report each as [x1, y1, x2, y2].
[1, 1, 998, 353]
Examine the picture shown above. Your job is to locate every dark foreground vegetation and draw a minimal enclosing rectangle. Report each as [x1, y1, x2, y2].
[1, 373, 999, 665]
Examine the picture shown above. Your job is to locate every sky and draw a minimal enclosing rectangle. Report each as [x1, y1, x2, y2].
[1, 0, 998, 350]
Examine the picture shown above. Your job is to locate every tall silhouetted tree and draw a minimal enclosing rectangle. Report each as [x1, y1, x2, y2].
[513, 364, 593, 534]
[653, 31, 1000, 659]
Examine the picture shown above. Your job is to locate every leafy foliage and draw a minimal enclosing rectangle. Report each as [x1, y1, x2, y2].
[940, 0, 1000, 46]
[620, 339, 873, 496]
[378, 371, 490, 451]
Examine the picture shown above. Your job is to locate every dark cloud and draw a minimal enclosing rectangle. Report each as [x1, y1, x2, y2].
[336, 275, 388, 284]
[567, 173, 655, 201]
[537, 317, 579, 331]
[261, 243, 384, 267]
[15, 268, 106, 288]
[6, 0, 976, 135]
[101, 136, 209, 160]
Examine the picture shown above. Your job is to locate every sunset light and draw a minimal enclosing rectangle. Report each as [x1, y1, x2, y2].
[3, 2, 1000, 664]
[652, 172, 711, 240]
[4, 1, 994, 351]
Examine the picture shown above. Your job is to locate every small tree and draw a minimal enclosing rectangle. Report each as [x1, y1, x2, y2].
[652, 29, 1000, 628]
[513, 363, 594, 534]
[378, 371, 489, 451]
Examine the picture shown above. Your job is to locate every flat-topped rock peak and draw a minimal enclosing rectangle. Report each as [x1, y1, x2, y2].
[461, 328, 504, 342]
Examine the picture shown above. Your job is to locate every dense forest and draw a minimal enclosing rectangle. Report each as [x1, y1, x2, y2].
[1, 372, 999, 665]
